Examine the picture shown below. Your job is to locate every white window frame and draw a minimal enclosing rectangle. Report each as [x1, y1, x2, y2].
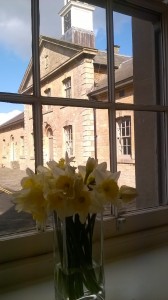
[63, 77, 71, 98]
[2, 139, 6, 158]
[19, 136, 25, 158]
[1, 0, 168, 279]
[117, 116, 131, 156]
[44, 87, 53, 111]
[64, 125, 73, 156]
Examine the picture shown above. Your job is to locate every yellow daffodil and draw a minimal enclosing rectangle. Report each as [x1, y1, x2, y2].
[119, 185, 137, 202]
[86, 157, 97, 174]
[47, 152, 75, 171]
[55, 175, 74, 196]
[13, 172, 48, 226]
[78, 157, 97, 180]
[13, 153, 137, 226]
[65, 151, 75, 165]
[96, 178, 119, 203]
[93, 168, 120, 204]
[73, 190, 91, 223]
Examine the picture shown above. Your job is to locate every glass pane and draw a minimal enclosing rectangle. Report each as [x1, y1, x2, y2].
[42, 105, 111, 164]
[0, 103, 36, 236]
[39, 1, 106, 100]
[134, 111, 162, 209]
[113, 12, 160, 105]
[0, 1, 32, 94]
[42, 105, 112, 213]
[42, 104, 112, 216]
[117, 110, 164, 213]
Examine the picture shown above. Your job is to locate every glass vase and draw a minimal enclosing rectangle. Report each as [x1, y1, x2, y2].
[53, 212, 105, 300]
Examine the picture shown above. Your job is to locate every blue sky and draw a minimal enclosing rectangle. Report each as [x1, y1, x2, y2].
[0, 1, 132, 122]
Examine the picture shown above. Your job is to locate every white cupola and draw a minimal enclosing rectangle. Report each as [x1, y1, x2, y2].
[59, 0, 95, 48]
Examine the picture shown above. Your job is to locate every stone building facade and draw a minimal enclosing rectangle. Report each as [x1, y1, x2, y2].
[0, 39, 135, 187]
[0, 0, 135, 188]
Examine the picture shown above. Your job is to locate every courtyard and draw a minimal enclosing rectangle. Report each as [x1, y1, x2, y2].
[0, 167, 36, 237]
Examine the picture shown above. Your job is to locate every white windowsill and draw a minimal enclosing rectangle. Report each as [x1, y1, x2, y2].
[1, 239, 168, 299]
[1, 207, 168, 298]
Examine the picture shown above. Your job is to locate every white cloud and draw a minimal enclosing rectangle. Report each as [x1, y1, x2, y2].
[0, 1, 131, 61]
[0, 110, 22, 125]
[0, 0, 64, 59]
[0, 1, 108, 59]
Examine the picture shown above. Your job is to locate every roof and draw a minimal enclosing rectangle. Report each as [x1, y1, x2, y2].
[93, 50, 131, 68]
[18, 35, 98, 93]
[115, 58, 133, 82]
[88, 57, 133, 96]
[19, 33, 131, 94]
[0, 112, 24, 129]
[40, 35, 85, 51]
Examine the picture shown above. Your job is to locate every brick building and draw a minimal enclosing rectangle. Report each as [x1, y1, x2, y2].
[0, 0, 135, 187]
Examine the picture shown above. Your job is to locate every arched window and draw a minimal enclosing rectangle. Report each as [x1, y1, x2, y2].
[2, 139, 6, 158]
[10, 135, 15, 161]
[20, 136, 25, 157]
[46, 127, 53, 161]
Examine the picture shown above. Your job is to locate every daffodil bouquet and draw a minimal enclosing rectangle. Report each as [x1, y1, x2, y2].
[13, 153, 137, 300]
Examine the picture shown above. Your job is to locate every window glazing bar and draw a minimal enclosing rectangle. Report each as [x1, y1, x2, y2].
[161, 10, 168, 204]
[31, 0, 43, 168]
[106, 0, 117, 173]
[31, 0, 40, 96]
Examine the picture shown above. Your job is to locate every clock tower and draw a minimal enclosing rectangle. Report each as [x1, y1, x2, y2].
[59, 0, 95, 48]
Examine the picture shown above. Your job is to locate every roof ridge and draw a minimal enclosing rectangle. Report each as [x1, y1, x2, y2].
[115, 53, 132, 58]
[120, 57, 133, 63]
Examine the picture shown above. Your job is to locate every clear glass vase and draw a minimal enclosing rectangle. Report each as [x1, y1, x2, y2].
[53, 212, 105, 300]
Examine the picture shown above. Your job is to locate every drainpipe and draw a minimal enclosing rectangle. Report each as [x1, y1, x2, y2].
[93, 107, 97, 160]
[89, 96, 97, 160]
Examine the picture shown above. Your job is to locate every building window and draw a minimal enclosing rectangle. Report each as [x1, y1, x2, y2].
[2, 139, 6, 158]
[64, 125, 73, 156]
[10, 135, 15, 161]
[20, 136, 25, 157]
[63, 77, 71, 98]
[44, 88, 51, 97]
[117, 116, 131, 156]
[45, 54, 49, 69]
[64, 10, 71, 33]
[46, 127, 53, 161]
[118, 89, 125, 98]
[44, 88, 52, 111]
[30, 133, 34, 159]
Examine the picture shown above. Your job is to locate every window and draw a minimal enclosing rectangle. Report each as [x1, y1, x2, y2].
[1, 0, 168, 267]
[45, 54, 49, 69]
[45, 126, 54, 162]
[117, 116, 131, 156]
[63, 77, 71, 98]
[64, 11, 71, 33]
[64, 125, 73, 156]
[44, 88, 52, 111]
[10, 135, 15, 162]
[118, 89, 125, 98]
[20, 136, 25, 158]
[2, 139, 6, 158]
[44, 88, 51, 97]
[30, 133, 35, 159]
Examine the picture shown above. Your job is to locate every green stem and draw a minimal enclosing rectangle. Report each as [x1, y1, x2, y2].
[55, 213, 103, 299]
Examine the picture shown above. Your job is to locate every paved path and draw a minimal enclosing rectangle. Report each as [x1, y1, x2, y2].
[0, 168, 36, 236]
